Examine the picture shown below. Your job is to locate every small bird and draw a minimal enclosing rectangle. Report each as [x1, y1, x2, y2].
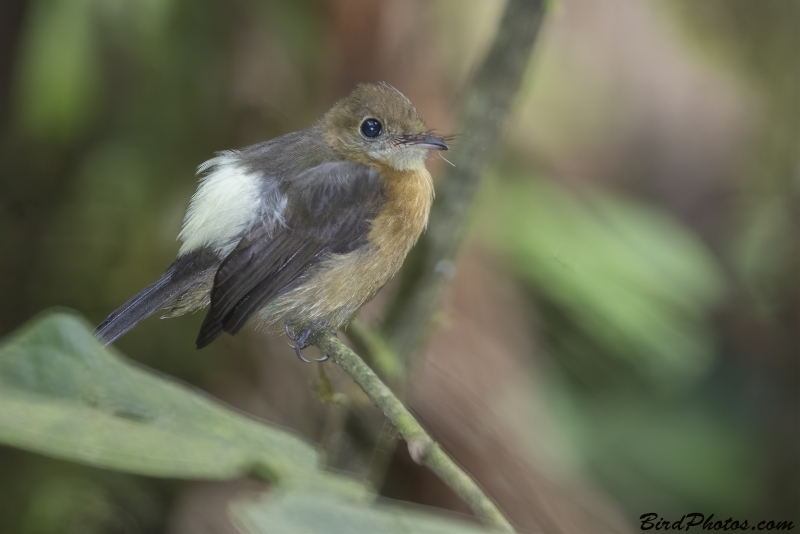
[95, 83, 448, 361]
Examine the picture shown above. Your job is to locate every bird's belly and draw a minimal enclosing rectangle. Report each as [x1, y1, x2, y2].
[259, 233, 418, 330]
[299, 247, 405, 326]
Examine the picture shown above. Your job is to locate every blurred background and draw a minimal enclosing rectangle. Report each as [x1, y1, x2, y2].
[0, 0, 798, 532]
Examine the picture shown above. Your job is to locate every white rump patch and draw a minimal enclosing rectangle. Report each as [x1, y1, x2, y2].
[179, 152, 281, 256]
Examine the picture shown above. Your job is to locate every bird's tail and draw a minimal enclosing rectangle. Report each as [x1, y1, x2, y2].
[95, 276, 176, 344]
[95, 249, 218, 345]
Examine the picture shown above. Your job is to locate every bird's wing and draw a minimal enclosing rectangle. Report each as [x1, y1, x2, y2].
[195, 161, 384, 347]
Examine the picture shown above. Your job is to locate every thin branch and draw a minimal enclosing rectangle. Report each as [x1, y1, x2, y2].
[383, 0, 546, 360]
[313, 331, 516, 533]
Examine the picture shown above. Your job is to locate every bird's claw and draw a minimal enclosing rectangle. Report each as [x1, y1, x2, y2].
[292, 328, 312, 362]
[285, 324, 331, 363]
[294, 346, 312, 363]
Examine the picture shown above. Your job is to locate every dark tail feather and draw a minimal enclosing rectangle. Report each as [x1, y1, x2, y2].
[95, 276, 176, 344]
[95, 248, 219, 345]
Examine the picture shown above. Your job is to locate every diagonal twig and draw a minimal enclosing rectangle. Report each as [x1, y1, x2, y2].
[314, 331, 516, 533]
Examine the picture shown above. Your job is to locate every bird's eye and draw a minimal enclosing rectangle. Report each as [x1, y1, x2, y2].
[360, 118, 383, 138]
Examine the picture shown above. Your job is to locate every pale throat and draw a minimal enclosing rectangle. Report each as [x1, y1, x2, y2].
[383, 147, 429, 171]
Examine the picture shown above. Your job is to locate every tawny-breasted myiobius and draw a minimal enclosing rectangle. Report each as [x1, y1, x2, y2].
[96, 83, 448, 361]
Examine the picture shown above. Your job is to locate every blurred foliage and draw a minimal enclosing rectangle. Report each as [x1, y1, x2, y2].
[14, 0, 100, 139]
[478, 170, 760, 516]
[0, 311, 361, 490]
[18, 472, 162, 534]
[482, 174, 726, 383]
[0, 311, 493, 533]
[233, 492, 490, 534]
[670, 0, 800, 316]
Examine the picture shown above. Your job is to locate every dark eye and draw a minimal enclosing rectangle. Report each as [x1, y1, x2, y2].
[360, 118, 382, 138]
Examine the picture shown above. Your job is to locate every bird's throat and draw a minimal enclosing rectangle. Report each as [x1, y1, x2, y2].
[371, 167, 434, 251]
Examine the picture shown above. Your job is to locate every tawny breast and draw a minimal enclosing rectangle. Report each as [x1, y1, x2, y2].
[258, 167, 434, 331]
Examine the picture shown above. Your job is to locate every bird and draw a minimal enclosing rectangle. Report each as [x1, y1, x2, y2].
[95, 82, 449, 361]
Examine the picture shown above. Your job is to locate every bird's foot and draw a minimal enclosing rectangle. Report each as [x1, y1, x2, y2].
[286, 325, 329, 363]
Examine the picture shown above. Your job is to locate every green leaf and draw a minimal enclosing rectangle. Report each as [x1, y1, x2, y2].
[0, 311, 366, 498]
[231, 492, 494, 534]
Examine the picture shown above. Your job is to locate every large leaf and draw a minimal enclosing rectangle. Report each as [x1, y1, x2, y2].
[0, 311, 365, 498]
[231, 492, 494, 534]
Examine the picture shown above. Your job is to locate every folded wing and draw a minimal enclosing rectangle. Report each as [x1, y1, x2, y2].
[195, 161, 384, 348]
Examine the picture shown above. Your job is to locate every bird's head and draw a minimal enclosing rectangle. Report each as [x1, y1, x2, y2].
[319, 82, 449, 171]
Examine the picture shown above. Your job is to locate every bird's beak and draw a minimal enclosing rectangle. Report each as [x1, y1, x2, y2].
[406, 134, 449, 151]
